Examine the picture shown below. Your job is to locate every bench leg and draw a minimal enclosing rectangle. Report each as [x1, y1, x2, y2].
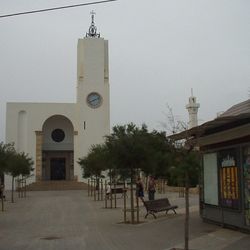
[145, 211, 157, 219]
[166, 209, 177, 215]
[149, 212, 156, 219]
[166, 209, 177, 214]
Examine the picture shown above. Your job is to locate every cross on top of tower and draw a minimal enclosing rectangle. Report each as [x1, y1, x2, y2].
[90, 10, 96, 22]
[86, 10, 100, 38]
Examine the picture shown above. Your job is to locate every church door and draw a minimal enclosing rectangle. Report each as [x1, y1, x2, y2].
[50, 158, 66, 180]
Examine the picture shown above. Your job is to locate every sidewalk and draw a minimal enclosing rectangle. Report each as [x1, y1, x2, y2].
[0, 190, 249, 250]
[165, 228, 249, 250]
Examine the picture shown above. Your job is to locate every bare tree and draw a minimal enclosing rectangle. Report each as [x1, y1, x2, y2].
[162, 105, 200, 250]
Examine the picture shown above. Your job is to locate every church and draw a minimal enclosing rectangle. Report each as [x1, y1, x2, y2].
[5, 13, 110, 190]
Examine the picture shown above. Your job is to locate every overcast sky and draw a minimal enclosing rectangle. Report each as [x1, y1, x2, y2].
[0, 0, 249, 141]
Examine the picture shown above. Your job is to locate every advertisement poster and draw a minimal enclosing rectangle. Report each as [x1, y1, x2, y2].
[219, 149, 239, 209]
[243, 146, 250, 226]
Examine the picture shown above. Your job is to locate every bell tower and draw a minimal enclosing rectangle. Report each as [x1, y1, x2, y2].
[76, 11, 109, 104]
[74, 12, 110, 180]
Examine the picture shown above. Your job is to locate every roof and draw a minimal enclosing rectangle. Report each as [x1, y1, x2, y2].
[169, 99, 250, 140]
[220, 99, 250, 117]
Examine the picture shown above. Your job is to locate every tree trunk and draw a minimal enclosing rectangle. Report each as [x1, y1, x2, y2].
[1, 186, 4, 211]
[184, 172, 189, 250]
[1, 195, 3, 211]
[130, 171, 135, 224]
[11, 176, 14, 203]
[123, 181, 127, 223]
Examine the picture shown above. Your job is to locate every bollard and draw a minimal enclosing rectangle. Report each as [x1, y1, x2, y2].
[179, 186, 184, 197]
[114, 182, 117, 208]
[100, 179, 103, 201]
[24, 179, 27, 198]
[1, 196, 3, 211]
[97, 179, 100, 201]
[123, 182, 127, 223]
[136, 195, 139, 223]
[163, 179, 166, 193]
[90, 179, 93, 197]
[1, 186, 4, 212]
[130, 182, 135, 224]
[104, 180, 107, 208]
[16, 178, 20, 198]
[110, 184, 113, 209]
[88, 179, 90, 196]
[93, 179, 96, 201]
[21, 179, 24, 198]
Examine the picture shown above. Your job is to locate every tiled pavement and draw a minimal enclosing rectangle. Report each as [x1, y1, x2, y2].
[0, 190, 249, 250]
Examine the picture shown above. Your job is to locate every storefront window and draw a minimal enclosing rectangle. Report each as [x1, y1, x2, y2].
[243, 145, 250, 226]
[218, 148, 240, 209]
[203, 153, 218, 205]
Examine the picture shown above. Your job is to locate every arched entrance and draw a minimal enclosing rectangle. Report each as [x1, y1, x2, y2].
[42, 115, 74, 181]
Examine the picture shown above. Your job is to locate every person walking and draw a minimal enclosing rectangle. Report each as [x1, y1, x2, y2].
[148, 176, 156, 200]
[135, 177, 144, 202]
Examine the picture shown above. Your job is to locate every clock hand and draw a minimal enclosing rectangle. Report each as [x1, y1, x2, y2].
[91, 97, 100, 103]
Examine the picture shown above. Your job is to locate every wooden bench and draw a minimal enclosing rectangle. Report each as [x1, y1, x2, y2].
[107, 187, 128, 198]
[111, 187, 124, 194]
[143, 198, 178, 219]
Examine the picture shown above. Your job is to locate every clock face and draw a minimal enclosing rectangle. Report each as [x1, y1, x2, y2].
[86, 92, 102, 108]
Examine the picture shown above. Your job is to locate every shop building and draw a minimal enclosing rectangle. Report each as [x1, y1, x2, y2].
[172, 99, 250, 231]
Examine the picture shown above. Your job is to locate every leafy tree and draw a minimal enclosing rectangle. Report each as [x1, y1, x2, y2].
[17, 152, 34, 177]
[0, 142, 15, 211]
[105, 123, 173, 223]
[104, 124, 149, 222]
[0, 142, 15, 184]
[78, 143, 111, 191]
[142, 130, 173, 179]
[105, 124, 149, 178]
[78, 144, 110, 178]
[6, 152, 33, 203]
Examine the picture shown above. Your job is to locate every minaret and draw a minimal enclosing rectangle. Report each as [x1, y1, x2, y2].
[186, 89, 200, 128]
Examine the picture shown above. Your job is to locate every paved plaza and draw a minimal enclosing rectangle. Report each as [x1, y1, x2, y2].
[0, 190, 249, 250]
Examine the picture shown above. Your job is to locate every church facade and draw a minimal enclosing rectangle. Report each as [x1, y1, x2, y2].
[5, 14, 110, 189]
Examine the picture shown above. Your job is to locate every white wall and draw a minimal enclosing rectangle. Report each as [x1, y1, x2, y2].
[5, 36, 110, 188]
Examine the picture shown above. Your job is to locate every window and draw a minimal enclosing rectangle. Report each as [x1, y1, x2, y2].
[203, 153, 218, 205]
[51, 129, 65, 142]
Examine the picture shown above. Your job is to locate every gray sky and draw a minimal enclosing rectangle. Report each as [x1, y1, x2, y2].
[0, 0, 249, 142]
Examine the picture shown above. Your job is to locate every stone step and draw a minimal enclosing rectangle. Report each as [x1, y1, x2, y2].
[23, 181, 88, 191]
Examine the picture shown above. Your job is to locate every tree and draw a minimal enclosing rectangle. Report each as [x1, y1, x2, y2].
[142, 130, 173, 179]
[0, 142, 15, 184]
[170, 144, 200, 250]
[162, 104, 201, 250]
[0, 142, 16, 211]
[6, 152, 34, 203]
[78, 144, 108, 178]
[105, 123, 173, 223]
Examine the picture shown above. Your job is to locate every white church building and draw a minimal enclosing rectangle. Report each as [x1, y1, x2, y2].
[5, 13, 110, 189]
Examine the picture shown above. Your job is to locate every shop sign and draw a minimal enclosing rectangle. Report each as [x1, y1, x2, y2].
[219, 149, 239, 209]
